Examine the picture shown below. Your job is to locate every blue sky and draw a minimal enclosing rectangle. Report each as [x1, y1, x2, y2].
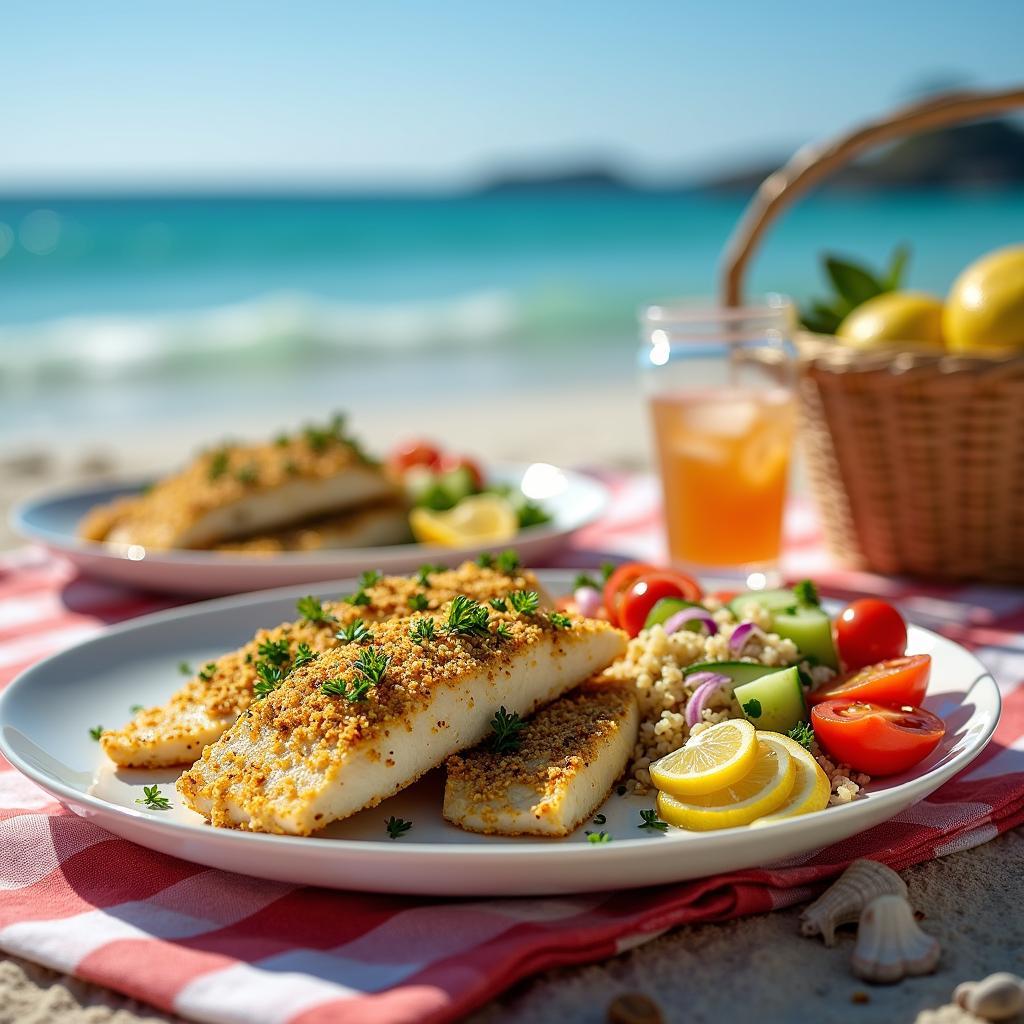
[4, 1, 1023, 190]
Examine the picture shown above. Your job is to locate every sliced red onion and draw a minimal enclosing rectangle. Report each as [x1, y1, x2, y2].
[684, 672, 731, 727]
[664, 607, 719, 636]
[573, 585, 603, 618]
[729, 621, 766, 654]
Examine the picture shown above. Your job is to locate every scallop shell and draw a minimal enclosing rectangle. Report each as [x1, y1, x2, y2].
[800, 859, 908, 946]
[850, 894, 940, 984]
[954, 973, 1024, 1021]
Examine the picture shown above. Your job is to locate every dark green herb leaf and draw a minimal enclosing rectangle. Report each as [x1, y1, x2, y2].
[198, 662, 217, 682]
[507, 591, 540, 616]
[495, 550, 521, 574]
[257, 637, 291, 666]
[136, 784, 171, 810]
[235, 464, 258, 486]
[385, 816, 413, 840]
[586, 830, 612, 844]
[548, 611, 572, 630]
[296, 595, 337, 625]
[290, 642, 318, 673]
[89, 725, 103, 741]
[573, 573, 599, 590]
[490, 706, 526, 753]
[408, 592, 429, 612]
[517, 501, 550, 529]
[129, 704, 144, 714]
[336, 620, 373, 644]
[600, 562, 616, 582]
[793, 579, 820, 607]
[445, 594, 491, 637]
[207, 449, 230, 481]
[416, 564, 444, 587]
[884, 243, 911, 291]
[825, 255, 885, 308]
[787, 721, 816, 750]
[638, 808, 669, 832]
[177, 661, 193, 677]
[742, 697, 763, 719]
[489, 597, 508, 612]
[409, 618, 437, 645]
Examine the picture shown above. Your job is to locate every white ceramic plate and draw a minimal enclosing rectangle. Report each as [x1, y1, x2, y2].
[9, 463, 608, 596]
[0, 571, 999, 896]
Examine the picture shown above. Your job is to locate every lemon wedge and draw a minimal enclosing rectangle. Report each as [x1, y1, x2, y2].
[751, 734, 830, 825]
[649, 719, 758, 796]
[656, 733, 796, 831]
[410, 494, 519, 547]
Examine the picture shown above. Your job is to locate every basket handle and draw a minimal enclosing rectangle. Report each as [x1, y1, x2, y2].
[720, 86, 1024, 306]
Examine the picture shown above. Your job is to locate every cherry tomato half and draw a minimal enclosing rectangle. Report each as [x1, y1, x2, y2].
[835, 598, 908, 671]
[438, 453, 485, 490]
[811, 699, 945, 776]
[388, 439, 443, 476]
[619, 570, 703, 637]
[602, 562, 658, 628]
[809, 654, 931, 708]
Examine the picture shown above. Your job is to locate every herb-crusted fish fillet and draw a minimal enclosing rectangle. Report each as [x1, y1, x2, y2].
[443, 682, 638, 836]
[79, 416, 395, 550]
[100, 560, 547, 768]
[177, 604, 627, 835]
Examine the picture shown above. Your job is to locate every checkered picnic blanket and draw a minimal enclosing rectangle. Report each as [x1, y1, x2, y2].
[2, 474, 1023, 1024]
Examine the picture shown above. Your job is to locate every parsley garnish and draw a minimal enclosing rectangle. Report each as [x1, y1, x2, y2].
[336, 620, 373, 644]
[600, 562, 616, 582]
[207, 449, 230, 481]
[573, 573, 599, 590]
[742, 697, 763, 719]
[253, 661, 284, 699]
[290, 642, 318, 672]
[475, 552, 496, 568]
[793, 579, 820, 607]
[178, 661, 193, 676]
[408, 592, 429, 612]
[235, 464, 258, 486]
[296, 595, 337, 625]
[638, 808, 669, 832]
[136, 785, 171, 810]
[593, 813, 607, 825]
[385, 816, 413, 840]
[517, 501, 550, 529]
[416, 563, 444, 586]
[321, 678, 349, 697]
[489, 597, 508, 612]
[495, 550, 520, 574]
[586, 830, 612, 844]
[548, 611, 572, 630]
[198, 662, 217, 682]
[358, 569, 381, 590]
[304, 412, 347, 453]
[445, 594, 491, 637]
[409, 618, 437, 645]
[346, 590, 371, 607]
[495, 622, 512, 640]
[490, 706, 526, 753]
[274, 432, 290, 447]
[322, 645, 389, 701]
[89, 725, 103, 741]
[257, 637, 291, 666]
[787, 721, 816, 749]
[130, 704, 144, 714]
[507, 590, 540, 616]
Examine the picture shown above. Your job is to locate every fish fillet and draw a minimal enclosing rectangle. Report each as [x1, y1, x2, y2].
[177, 606, 626, 835]
[444, 682, 638, 836]
[101, 561, 549, 768]
[79, 419, 396, 550]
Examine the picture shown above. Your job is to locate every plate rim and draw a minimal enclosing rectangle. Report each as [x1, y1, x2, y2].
[0, 570, 1002, 862]
[8, 462, 610, 567]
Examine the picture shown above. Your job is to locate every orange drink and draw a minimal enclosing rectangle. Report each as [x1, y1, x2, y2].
[640, 299, 796, 572]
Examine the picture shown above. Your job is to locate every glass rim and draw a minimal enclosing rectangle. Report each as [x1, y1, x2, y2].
[640, 293, 794, 328]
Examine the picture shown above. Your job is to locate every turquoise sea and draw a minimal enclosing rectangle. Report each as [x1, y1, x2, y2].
[1, 188, 1022, 441]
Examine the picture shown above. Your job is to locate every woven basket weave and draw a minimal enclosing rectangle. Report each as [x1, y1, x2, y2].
[720, 86, 1024, 582]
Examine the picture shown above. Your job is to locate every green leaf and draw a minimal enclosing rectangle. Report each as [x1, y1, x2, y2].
[884, 243, 911, 291]
[824, 255, 885, 308]
[742, 697, 763, 720]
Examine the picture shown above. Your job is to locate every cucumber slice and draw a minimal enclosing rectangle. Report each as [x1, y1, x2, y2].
[644, 598, 701, 629]
[729, 588, 798, 620]
[682, 661, 781, 686]
[771, 605, 839, 670]
[734, 666, 807, 733]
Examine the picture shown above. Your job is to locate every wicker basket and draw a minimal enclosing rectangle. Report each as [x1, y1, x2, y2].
[720, 86, 1024, 583]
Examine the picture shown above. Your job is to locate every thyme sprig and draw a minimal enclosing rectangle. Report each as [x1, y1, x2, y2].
[507, 590, 540, 616]
[296, 595, 338, 625]
[136, 785, 171, 810]
[409, 618, 437, 645]
[638, 808, 669, 833]
[257, 637, 291, 666]
[408, 593, 429, 612]
[336, 620, 373, 644]
[385, 816, 413, 840]
[489, 706, 526, 753]
[445, 594, 491, 637]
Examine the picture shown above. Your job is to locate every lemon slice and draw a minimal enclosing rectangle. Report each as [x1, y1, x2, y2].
[410, 495, 519, 547]
[656, 733, 796, 831]
[751, 734, 830, 825]
[649, 719, 758, 796]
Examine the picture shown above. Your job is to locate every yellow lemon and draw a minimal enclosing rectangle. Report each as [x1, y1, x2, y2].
[945, 244, 1024, 353]
[656, 733, 797, 831]
[649, 719, 758, 797]
[750, 734, 830, 825]
[409, 494, 518, 547]
[837, 291, 945, 349]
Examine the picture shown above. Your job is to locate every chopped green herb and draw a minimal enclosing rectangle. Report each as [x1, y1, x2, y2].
[290, 642, 318, 672]
[445, 594, 491, 637]
[573, 573, 599, 590]
[274, 432, 290, 447]
[548, 611, 572, 630]
[89, 725, 103, 741]
[304, 413, 348, 453]
[296, 595, 337, 625]
[253, 661, 284, 699]
[409, 618, 437, 645]
[408, 592, 429, 612]
[495, 622, 512, 640]
[198, 662, 217, 682]
[321, 678, 349, 698]
[358, 569, 381, 590]
[235, 463, 258, 485]
[257, 637, 291, 666]
[489, 597, 508, 612]
[489, 706, 526, 754]
[793, 579, 821, 607]
[416, 563, 444, 587]
[586, 830, 612, 844]
[593, 813, 607, 825]
[177, 661, 193, 676]
[352, 646, 390, 687]
[129, 704, 144, 714]
[638, 808, 669, 833]
[495, 550, 521, 574]
[787, 721, 816, 750]
[385, 815, 413, 840]
[207, 449, 230, 481]
[336, 620, 373, 644]
[600, 562, 616, 582]
[346, 589, 371, 607]
[616, 784, 628, 796]
[136, 784, 171, 810]
[475, 552, 495, 569]
[742, 697, 763, 719]
[507, 590, 540, 616]
[517, 501, 550, 529]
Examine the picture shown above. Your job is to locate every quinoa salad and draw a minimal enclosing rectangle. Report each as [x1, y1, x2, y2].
[602, 597, 871, 804]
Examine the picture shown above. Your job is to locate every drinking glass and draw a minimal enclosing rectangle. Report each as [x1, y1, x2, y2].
[638, 297, 796, 580]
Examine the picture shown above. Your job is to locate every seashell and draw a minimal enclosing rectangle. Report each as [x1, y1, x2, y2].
[954, 973, 1024, 1021]
[851, 894, 941, 984]
[800, 858, 908, 946]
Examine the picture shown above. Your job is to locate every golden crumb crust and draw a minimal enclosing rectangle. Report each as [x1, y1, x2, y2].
[177, 604, 619, 829]
[101, 562, 546, 761]
[78, 425, 391, 550]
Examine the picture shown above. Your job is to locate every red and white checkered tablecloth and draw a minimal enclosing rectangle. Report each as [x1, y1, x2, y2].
[2, 473, 1023, 1024]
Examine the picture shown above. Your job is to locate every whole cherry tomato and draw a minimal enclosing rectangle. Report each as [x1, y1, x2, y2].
[388, 439, 442, 476]
[438, 453, 485, 490]
[835, 598, 908, 671]
[602, 562, 658, 629]
[618, 570, 703, 637]
[811, 698, 944, 776]
[809, 654, 931, 708]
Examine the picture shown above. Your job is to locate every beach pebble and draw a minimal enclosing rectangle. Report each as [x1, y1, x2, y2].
[607, 992, 664, 1024]
[954, 973, 1024, 1021]
[915, 1007, 985, 1024]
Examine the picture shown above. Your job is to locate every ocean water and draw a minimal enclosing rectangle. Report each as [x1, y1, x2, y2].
[1, 188, 1022, 442]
